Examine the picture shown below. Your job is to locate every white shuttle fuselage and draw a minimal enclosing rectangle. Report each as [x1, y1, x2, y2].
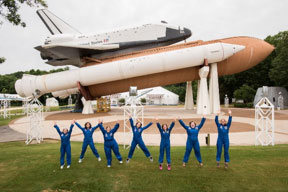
[35, 9, 192, 67]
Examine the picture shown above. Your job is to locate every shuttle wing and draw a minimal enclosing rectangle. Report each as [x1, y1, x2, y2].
[46, 44, 120, 50]
[35, 44, 120, 59]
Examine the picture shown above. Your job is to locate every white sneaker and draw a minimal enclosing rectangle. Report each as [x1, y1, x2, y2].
[149, 156, 153, 162]
[67, 165, 70, 169]
[119, 161, 123, 164]
[98, 157, 101, 162]
[107, 165, 111, 168]
[126, 158, 130, 163]
[60, 165, 64, 169]
[78, 159, 83, 163]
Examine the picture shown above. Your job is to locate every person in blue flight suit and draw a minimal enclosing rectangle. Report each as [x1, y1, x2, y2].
[53, 120, 75, 169]
[75, 121, 101, 163]
[126, 116, 153, 163]
[155, 118, 175, 171]
[215, 110, 232, 168]
[178, 115, 206, 167]
[98, 119, 123, 168]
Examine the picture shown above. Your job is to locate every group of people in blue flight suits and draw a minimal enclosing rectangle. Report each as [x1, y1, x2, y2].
[54, 110, 232, 170]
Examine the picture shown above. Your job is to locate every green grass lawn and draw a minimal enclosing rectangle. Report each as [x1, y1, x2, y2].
[0, 142, 287, 192]
[0, 115, 24, 126]
[0, 105, 71, 126]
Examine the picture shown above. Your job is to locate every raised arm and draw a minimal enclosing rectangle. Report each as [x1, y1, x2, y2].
[198, 117, 206, 130]
[142, 122, 153, 130]
[54, 124, 62, 136]
[227, 116, 232, 129]
[129, 118, 135, 129]
[75, 122, 84, 131]
[98, 123, 105, 134]
[111, 123, 120, 134]
[215, 115, 220, 127]
[178, 119, 188, 130]
[91, 124, 99, 132]
[68, 119, 75, 136]
[68, 124, 74, 136]
[156, 122, 162, 133]
[168, 121, 175, 132]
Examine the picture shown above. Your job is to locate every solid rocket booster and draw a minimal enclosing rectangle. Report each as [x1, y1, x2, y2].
[15, 42, 245, 98]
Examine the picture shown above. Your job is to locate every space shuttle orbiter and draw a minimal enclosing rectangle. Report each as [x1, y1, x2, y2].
[35, 9, 192, 67]
[15, 10, 274, 115]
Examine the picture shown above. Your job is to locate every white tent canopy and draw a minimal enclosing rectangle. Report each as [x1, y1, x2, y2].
[109, 86, 179, 106]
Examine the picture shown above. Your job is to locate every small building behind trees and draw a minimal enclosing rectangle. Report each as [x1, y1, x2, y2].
[253, 86, 288, 108]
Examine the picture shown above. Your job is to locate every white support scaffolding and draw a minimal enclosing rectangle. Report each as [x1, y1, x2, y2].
[22, 100, 29, 114]
[26, 97, 43, 144]
[224, 94, 229, 108]
[68, 95, 73, 107]
[123, 86, 151, 149]
[123, 103, 144, 149]
[0, 99, 10, 119]
[255, 97, 275, 146]
[277, 92, 284, 110]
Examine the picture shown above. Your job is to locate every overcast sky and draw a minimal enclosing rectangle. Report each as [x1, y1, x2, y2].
[0, 0, 287, 75]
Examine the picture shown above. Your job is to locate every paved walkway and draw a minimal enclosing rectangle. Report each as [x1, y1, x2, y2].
[6, 107, 288, 146]
[0, 125, 26, 142]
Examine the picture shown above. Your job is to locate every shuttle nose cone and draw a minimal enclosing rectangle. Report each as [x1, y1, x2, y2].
[15, 79, 24, 97]
[221, 43, 246, 60]
[217, 37, 274, 76]
[183, 27, 192, 38]
[232, 44, 245, 54]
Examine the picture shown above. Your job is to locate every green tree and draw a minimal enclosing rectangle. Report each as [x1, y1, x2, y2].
[165, 81, 198, 103]
[269, 31, 288, 90]
[1, 87, 7, 93]
[164, 83, 186, 102]
[0, 0, 47, 27]
[118, 98, 125, 105]
[0, 0, 48, 62]
[0, 57, 5, 63]
[140, 98, 146, 104]
[233, 84, 256, 103]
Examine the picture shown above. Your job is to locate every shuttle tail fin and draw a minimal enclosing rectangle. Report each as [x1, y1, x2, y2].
[36, 9, 81, 35]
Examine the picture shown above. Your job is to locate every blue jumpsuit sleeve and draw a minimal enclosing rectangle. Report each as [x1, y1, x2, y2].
[91, 124, 99, 133]
[179, 119, 188, 130]
[156, 123, 162, 133]
[129, 118, 135, 129]
[111, 123, 120, 134]
[215, 116, 220, 128]
[54, 125, 62, 136]
[68, 124, 74, 136]
[142, 122, 153, 130]
[99, 123, 105, 134]
[168, 122, 175, 132]
[75, 122, 85, 131]
[227, 116, 232, 129]
[198, 118, 206, 130]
